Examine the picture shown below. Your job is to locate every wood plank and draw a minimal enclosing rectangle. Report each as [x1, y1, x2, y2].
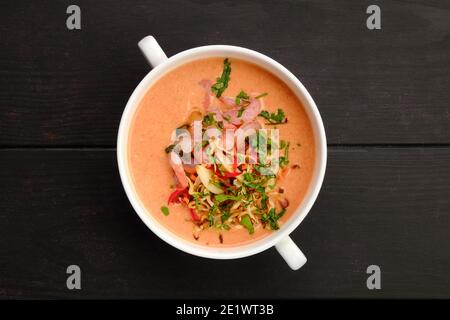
[0, 0, 449, 145]
[0, 147, 448, 298]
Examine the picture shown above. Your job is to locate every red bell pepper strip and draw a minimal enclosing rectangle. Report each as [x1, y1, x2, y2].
[189, 208, 200, 222]
[168, 187, 189, 204]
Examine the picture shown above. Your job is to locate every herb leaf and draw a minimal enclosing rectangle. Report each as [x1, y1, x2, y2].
[237, 106, 245, 117]
[165, 144, 176, 154]
[258, 108, 287, 124]
[211, 58, 231, 98]
[160, 206, 170, 216]
[203, 113, 217, 126]
[262, 208, 286, 230]
[255, 92, 268, 99]
[208, 205, 217, 226]
[240, 215, 254, 234]
[221, 211, 231, 223]
[235, 90, 250, 105]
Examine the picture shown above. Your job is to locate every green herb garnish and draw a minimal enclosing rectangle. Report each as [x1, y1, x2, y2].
[279, 142, 290, 168]
[237, 106, 245, 117]
[262, 208, 286, 230]
[211, 58, 231, 98]
[208, 214, 214, 226]
[240, 215, 254, 234]
[258, 108, 287, 124]
[260, 192, 269, 210]
[255, 92, 268, 99]
[177, 124, 190, 130]
[160, 206, 170, 216]
[165, 144, 176, 153]
[215, 194, 240, 203]
[243, 172, 255, 182]
[208, 205, 217, 226]
[221, 211, 231, 223]
[192, 193, 201, 210]
[235, 90, 250, 105]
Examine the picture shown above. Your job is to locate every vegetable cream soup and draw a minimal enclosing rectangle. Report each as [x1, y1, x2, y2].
[128, 58, 315, 246]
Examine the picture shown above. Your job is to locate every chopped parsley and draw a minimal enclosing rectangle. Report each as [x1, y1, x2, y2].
[208, 205, 217, 226]
[164, 144, 176, 153]
[255, 92, 268, 99]
[258, 108, 287, 124]
[235, 90, 250, 105]
[211, 58, 231, 98]
[221, 211, 231, 223]
[262, 208, 286, 230]
[240, 215, 254, 234]
[260, 192, 269, 210]
[202, 113, 217, 126]
[237, 106, 245, 117]
[215, 194, 241, 203]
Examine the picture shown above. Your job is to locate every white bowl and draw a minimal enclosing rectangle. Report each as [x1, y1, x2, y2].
[117, 36, 327, 270]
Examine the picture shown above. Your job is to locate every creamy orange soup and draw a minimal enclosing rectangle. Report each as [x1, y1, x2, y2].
[128, 58, 315, 247]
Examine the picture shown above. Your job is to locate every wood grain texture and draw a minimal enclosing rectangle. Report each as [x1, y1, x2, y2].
[0, 0, 449, 145]
[0, 148, 448, 298]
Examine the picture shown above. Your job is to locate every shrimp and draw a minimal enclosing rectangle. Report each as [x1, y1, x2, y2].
[169, 153, 189, 188]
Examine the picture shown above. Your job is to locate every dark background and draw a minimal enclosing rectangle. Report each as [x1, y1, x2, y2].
[0, 0, 449, 299]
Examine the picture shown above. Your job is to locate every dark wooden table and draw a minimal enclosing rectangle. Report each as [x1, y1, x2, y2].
[0, 0, 449, 299]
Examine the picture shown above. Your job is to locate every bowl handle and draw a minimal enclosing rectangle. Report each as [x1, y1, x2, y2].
[138, 36, 168, 68]
[275, 236, 307, 270]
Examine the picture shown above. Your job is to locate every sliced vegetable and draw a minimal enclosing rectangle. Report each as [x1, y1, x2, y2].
[196, 165, 224, 194]
[259, 108, 287, 124]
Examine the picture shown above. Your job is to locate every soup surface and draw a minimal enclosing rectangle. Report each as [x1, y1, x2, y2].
[128, 58, 315, 246]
